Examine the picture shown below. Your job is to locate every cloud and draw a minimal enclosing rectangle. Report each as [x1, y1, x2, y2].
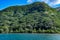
[43, 0, 60, 5]
[27, 0, 41, 3]
[27, 0, 60, 7]
[53, 0, 60, 5]
[40, 0, 60, 7]
[42, 0, 49, 3]
[27, 0, 60, 4]
[27, 0, 33, 3]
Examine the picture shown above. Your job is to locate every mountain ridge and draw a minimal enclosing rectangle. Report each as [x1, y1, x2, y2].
[0, 2, 54, 11]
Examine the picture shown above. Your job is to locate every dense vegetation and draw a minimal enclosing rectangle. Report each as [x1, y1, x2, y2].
[0, 2, 60, 33]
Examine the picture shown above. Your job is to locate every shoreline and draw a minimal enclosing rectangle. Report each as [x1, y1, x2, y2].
[0, 33, 60, 34]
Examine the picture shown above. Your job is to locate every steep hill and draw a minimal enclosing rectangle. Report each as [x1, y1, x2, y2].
[0, 2, 60, 33]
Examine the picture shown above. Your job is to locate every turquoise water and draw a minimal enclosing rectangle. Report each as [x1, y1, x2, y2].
[0, 34, 60, 40]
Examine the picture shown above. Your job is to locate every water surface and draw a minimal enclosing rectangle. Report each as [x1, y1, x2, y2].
[0, 34, 60, 40]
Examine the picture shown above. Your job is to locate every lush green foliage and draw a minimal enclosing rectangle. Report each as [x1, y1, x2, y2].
[0, 2, 60, 33]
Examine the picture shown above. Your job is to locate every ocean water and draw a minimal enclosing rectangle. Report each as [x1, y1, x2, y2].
[0, 33, 60, 40]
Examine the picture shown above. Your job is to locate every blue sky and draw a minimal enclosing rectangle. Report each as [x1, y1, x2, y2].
[0, 0, 60, 10]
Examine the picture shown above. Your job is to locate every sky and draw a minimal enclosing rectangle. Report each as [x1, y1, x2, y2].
[0, 0, 60, 10]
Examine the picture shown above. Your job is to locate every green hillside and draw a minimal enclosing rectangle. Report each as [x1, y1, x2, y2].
[0, 2, 60, 33]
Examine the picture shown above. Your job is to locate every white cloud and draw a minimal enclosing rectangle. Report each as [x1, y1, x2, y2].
[27, 0, 41, 3]
[40, 0, 60, 7]
[43, 0, 60, 5]
[27, 0, 33, 3]
[49, 0, 60, 7]
[53, 0, 60, 5]
[27, 0, 60, 7]
[42, 0, 49, 3]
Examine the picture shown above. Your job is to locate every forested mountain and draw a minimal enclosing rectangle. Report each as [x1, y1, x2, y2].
[0, 2, 60, 33]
